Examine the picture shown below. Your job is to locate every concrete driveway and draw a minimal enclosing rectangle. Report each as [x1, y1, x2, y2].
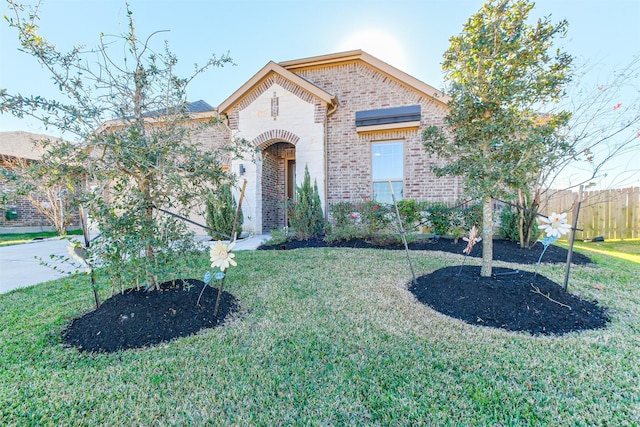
[0, 234, 270, 295]
[0, 237, 78, 294]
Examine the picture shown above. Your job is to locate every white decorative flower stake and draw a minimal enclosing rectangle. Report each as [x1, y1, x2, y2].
[198, 241, 237, 307]
[535, 212, 571, 276]
[539, 212, 571, 238]
[210, 240, 237, 271]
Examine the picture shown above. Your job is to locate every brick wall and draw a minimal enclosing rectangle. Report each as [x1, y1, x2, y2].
[261, 142, 295, 231]
[0, 174, 79, 230]
[0, 187, 52, 229]
[190, 120, 231, 152]
[293, 61, 462, 206]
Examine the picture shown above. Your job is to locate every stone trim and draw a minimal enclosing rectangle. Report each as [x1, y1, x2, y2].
[253, 129, 301, 150]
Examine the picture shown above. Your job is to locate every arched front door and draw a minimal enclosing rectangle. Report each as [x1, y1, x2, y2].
[261, 141, 296, 231]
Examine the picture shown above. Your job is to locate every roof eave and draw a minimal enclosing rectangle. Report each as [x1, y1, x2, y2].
[217, 61, 336, 115]
[280, 50, 451, 108]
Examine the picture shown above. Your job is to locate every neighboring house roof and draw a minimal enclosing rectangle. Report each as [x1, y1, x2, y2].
[141, 99, 215, 117]
[184, 100, 215, 113]
[218, 50, 449, 115]
[98, 100, 219, 132]
[218, 61, 338, 115]
[0, 131, 53, 161]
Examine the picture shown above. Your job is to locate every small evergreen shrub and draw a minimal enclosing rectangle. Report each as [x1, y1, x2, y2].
[266, 227, 288, 245]
[206, 184, 243, 239]
[288, 165, 325, 240]
[499, 204, 540, 246]
[499, 206, 520, 241]
[448, 206, 466, 241]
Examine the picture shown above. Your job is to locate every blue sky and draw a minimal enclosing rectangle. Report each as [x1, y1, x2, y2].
[1, 0, 639, 187]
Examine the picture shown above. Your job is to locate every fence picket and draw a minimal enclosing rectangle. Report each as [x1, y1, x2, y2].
[542, 187, 640, 240]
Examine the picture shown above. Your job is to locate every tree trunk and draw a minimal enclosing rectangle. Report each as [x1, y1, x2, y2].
[140, 175, 158, 290]
[523, 188, 541, 249]
[518, 189, 526, 249]
[480, 196, 493, 277]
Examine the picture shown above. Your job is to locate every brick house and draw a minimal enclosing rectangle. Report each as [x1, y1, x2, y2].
[46, 50, 463, 237]
[0, 131, 58, 232]
[211, 50, 462, 234]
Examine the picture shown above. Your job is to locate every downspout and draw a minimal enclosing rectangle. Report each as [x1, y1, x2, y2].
[324, 97, 338, 221]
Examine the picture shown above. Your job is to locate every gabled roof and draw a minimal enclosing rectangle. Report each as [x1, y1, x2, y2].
[279, 50, 450, 107]
[218, 50, 448, 115]
[218, 61, 338, 115]
[0, 131, 53, 160]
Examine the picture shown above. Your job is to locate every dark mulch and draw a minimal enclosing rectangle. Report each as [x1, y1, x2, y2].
[61, 238, 603, 353]
[62, 279, 238, 353]
[409, 266, 610, 335]
[258, 236, 592, 266]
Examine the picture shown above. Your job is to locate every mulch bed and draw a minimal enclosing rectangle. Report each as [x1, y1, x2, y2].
[62, 238, 607, 353]
[62, 279, 238, 353]
[409, 266, 609, 335]
[258, 236, 593, 266]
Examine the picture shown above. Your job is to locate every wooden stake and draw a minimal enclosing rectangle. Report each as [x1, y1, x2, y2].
[213, 180, 247, 318]
[388, 181, 417, 286]
[79, 205, 100, 309]
[563, 185, 584, 292]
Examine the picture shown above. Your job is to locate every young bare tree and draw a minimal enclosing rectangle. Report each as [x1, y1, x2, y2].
[515, 55, 640, 248]
[2, 149, 83, 235]
[2, 1, 245, 290]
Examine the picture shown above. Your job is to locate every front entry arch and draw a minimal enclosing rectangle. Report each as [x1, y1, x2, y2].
[261, 141, 296, 231]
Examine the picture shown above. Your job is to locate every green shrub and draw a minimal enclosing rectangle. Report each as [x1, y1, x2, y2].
[396, 200, 422, 232]
[288, 165, 325, 240]
[206, 184, 243, 239]
[499, 206, 520, 241]
[326, 202, 360, 242]
[327, 200, 393, 242]
[359, 201, 392, 238]
[329, 202, 358, 227]
[462, 202, 482, 229]
[265, 227, 288, 245]
[448, 206, 466, 240]
[328, 199, 482, 241]
[426, 203, 451, 236]
[499, 204, 540, 245]
[324, 223, 360, 243]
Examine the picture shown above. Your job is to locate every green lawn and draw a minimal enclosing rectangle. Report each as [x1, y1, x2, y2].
[560, 239, 640, 265]
[1, 246, 639, 425]
[0, 229, 83, 246]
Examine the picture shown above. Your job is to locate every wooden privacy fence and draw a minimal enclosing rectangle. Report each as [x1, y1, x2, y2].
[540, 187, 640, 240]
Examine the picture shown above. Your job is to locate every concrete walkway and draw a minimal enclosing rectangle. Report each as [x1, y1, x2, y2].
[0, 234, 271, 295]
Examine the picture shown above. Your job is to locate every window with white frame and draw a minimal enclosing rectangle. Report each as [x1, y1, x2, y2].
[372, 141, 403, 203]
